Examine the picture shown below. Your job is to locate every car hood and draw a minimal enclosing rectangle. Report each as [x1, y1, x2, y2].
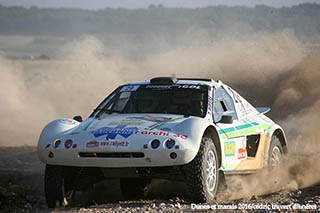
[66, 113, 190, 139]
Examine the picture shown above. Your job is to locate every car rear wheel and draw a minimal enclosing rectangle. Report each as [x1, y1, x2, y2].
[268, 136, 283, 166]
[120, 178, 151, 200]
[183, 136, 219, 203]
[45, 165, 76, 208]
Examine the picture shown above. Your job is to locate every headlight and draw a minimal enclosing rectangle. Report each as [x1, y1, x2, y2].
[165, 138, 175, 149]
[53, 139, 61, 148]
[151, 139, 160, 149]
[64, 139, 73, 149]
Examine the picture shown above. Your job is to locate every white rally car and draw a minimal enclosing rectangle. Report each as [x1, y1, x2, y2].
[38, 77, 287, 208]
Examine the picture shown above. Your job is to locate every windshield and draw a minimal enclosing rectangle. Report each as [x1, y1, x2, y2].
[91, 84, 208, 118]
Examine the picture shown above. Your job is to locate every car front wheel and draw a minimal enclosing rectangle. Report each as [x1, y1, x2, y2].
[268, 136, 284, 166]
[184, 136, 219, 203]
[44, 165, 76, 208]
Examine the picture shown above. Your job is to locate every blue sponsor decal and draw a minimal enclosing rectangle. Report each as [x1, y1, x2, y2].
[92, 125, 138, 140]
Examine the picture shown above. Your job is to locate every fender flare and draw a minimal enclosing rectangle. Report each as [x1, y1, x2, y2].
[203, 125, 222, 167]
[174, 118, 220, 164]
[265, 123, 288, 154]
[175, 117, 221, 163]
[38, 118, 80, 150]
[270, 127, 288, 154]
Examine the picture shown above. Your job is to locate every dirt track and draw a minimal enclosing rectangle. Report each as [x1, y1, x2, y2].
[1, 146, 320, 212]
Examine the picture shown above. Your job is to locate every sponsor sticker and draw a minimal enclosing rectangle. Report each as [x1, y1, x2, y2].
[207, 95, 213, 113]
[140, 131, 188, 140]
[100, 141, 129, 147]
[224, 141, 235, 156]
[120, 85, 140, 92]
[146, 85, 172, 89]
[141, 131, 169, 136]
[86, 141, 99, 148]
[176, 85, 201, 89]
[92, 125, 138, 140]
[146, 85, 201, 89]
[173, 133, 188, 140]
[159, 127, 172, 131]
[130, 116, 172, 123]
[221, 161, 238, 170]
[60, 119, 76, 125]
[238, 148, 247, 159]
[151, 117, 186, 130]
[108, 121, 144, 126]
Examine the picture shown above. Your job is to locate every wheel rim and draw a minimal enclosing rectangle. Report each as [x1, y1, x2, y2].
[206, 150, 217, 193]
[63, 179, 76, 206]
[65, 190, 75, 200]
[271, 146, 282, 166]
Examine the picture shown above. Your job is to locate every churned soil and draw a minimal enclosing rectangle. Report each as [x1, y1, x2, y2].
[0, 146, 319, 212]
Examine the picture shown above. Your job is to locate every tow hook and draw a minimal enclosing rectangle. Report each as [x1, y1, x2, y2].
[48, 151, 54, 159]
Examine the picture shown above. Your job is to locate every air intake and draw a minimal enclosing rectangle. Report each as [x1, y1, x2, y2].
[177, 78, 213, 82]
[79, 152, 145, 158]
[150, 77, 177, 85]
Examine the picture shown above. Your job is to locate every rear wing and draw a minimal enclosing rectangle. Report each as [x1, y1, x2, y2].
[256, 107, 270, 114]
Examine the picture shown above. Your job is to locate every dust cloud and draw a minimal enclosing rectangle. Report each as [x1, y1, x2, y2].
[2, 30, 306, 146]
[218, 56, 320, 201]
[0, 36, 124, 146]
[1, 29, 320, 199]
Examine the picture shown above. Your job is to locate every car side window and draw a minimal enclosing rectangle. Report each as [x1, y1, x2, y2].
[214, 88, 238, 122]
[112, 92, 131, 112]
[99, 92, 117, 110]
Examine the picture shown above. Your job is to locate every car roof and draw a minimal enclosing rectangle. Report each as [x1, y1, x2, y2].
[126, 77, 222, 88]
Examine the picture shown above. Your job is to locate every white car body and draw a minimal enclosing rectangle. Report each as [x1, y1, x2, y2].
[38, 77, 287, 175]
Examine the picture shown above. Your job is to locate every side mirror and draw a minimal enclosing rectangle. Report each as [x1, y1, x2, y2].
[73, 115, 83, 122]
[219, 115, 233, 124]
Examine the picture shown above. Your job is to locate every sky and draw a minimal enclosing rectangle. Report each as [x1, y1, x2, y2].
[0, 0, 319, 10]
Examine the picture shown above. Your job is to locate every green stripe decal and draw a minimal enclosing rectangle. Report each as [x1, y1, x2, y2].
[227, 132, 240, 138]
[239, 128, 257, 135]
[220, 135, 228, 140]
[218, 121, 272, 139]
[262, 124, 272, 130]
[218, 127, 236, 134]
[151, 117, 186, 130]
[235, 124, 252, 130]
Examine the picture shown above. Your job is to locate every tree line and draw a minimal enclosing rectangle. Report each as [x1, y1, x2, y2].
[0, 3, 319, 38]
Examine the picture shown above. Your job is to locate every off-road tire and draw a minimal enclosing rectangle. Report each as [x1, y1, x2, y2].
[45, 165, 76, 208]
[268, 136, 284, 166]
[120, 178, 151, 200]
[183, 137, 219, 203]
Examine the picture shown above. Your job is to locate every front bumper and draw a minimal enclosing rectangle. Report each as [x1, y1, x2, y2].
[38, 146, 196, 167]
